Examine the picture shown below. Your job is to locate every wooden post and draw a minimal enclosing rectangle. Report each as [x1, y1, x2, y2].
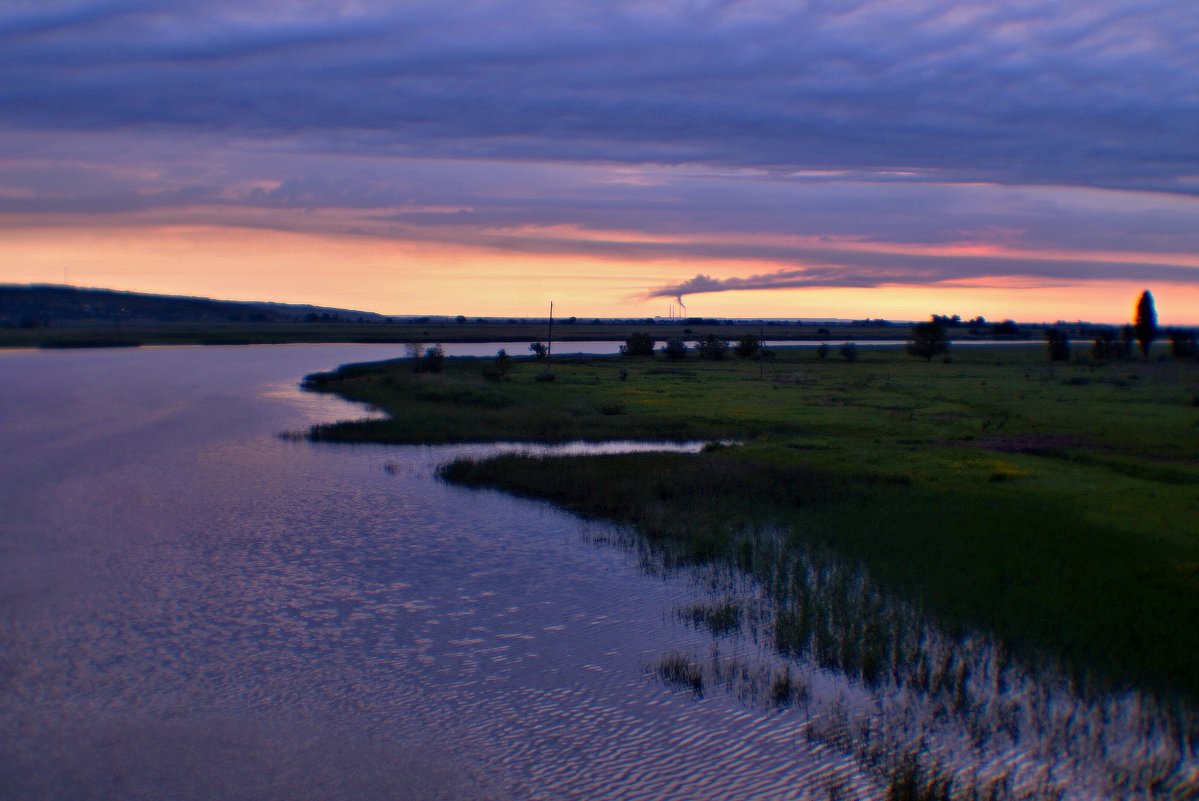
[547, 301, 554, 361]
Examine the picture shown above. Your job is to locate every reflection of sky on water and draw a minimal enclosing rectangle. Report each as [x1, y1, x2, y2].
[0, 344, 1191, 800]
[0, 345, 865, 800]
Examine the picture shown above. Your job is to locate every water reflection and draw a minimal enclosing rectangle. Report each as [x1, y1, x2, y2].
[0, 346, 869, 800]
[598, 525, 1199, 799]
[1, 345, 1192, 801]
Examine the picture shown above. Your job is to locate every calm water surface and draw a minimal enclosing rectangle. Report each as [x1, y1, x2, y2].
[0, 345, 862, 800]
[0, 345, 1191, 800]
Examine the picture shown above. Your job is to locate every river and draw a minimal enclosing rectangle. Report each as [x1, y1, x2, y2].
[0, 345, 1190, 800]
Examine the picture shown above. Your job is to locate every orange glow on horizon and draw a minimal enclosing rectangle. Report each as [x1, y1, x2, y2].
[2, 222, 1197, 325]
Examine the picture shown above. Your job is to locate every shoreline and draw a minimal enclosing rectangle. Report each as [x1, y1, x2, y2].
[301, 345, 1199, 704]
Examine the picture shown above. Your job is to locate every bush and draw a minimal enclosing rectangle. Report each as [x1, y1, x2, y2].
[482, 348, 512, 381]
[407, 342, 445, 373]
[1044, 327, 1070, 362]
[696, 334, 728, 360]
[663, 337, 688, 360]
[817, 343, 830, 360]
[907, 318, 949, 361]
[529, 341, 548, 359]
[621, 331, 655, 357]
[419, 345, 445, 373]
[840, 342, 859, 362]
[405, 341, 425, 371]
[992, 320, 1021, 337]
[734, 334, 761, 359]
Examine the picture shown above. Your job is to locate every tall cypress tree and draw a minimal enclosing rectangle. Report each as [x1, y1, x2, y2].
[1134, 290, 1158, 359]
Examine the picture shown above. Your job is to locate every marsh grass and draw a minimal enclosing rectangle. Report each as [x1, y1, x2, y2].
[441, 445, 1199, 703]
[313, 347, 1199, 699]
[678, 599, 742, 638]
[309, 346, 1198, 798]
[655, 652, 705, 697]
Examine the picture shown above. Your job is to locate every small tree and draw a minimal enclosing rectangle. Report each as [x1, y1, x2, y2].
[621, 331, 655, 357]
[1044, 327, 1070, 362]
[418, 345, 445, 373]
[663, 337, 688, 360]
[907, 318, 949, 361]
[1134, 290, 1158, 359]
[529, 341, 548, 360]
[992, 320, 1021, 338]
[840, 342, 859, 362]
[696, 335, 728, 360]
[493, 348, 511, 379]
[734, 334, 761, 359]
[405, 341, 425, 372]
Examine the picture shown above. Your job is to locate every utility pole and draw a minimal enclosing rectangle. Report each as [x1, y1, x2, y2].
[547, 301, 554, 361]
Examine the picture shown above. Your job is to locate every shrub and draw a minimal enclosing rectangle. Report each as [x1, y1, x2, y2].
[734, 334, 761, 358]
[419, 345, 445, 373]
[406, 342, 444, 373]
[907, 318, 949, 361]
[992, 319, 1021, 337]
[1044, 327, 1070, 362]
[482, 348, 512, 381]
[663, 337, 688, 360]
[840, 342, 859, 362]
[621, 331, 655, 357]
[817, 343, 830, 360]
[405, 341, 425, 371]
[529, 341, 548, 360]
[696, 334, 728, 360]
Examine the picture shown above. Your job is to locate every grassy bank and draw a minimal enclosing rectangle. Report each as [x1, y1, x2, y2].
[305, 345, 1199, 700]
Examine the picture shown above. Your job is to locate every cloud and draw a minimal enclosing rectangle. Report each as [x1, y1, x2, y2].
[1, 1, 1197, 192]
[647, 246, 1199, 302]
[3, 2, 1198, 310]
[2, 127, 1198, 297]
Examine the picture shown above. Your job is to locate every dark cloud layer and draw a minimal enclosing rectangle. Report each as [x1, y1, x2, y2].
[1, 1, 1197, 310]
[2, 0, 1198, 192]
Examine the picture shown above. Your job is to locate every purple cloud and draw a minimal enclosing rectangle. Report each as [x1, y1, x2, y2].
[2, 1, 1197, 192]
[2, 1, 1198, 309]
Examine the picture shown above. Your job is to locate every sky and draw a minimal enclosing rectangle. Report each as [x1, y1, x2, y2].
[2, 0, 1198, 323]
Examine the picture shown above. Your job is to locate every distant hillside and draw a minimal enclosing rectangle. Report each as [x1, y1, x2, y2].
[0, 285, 388, 327]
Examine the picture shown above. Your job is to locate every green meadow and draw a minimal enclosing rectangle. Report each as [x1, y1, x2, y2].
[305, 344, 1199, 701]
